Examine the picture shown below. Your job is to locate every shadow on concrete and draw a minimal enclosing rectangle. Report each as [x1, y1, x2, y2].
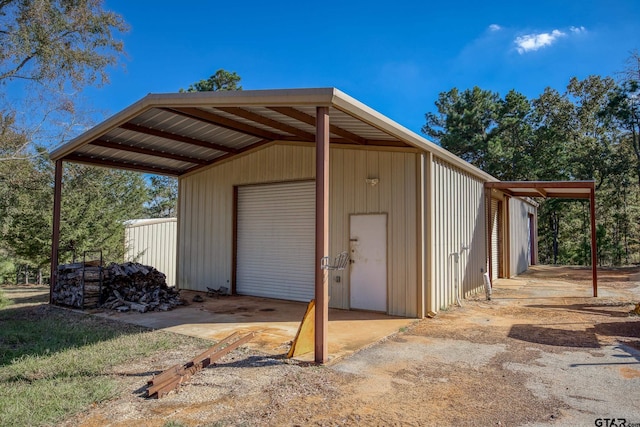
[508, 324, 600, 348]
[594, 321, 640, 339]
[508, 320, 640, 349]
[525, 302, 633, 318]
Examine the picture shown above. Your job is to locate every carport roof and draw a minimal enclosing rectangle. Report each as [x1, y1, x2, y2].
[486, 180, 598, 298]
[49, 87, 496, 181]
[485, 180, 595, 199]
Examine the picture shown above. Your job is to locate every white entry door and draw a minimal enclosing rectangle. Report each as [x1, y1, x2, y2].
[350, 214, 387, 311]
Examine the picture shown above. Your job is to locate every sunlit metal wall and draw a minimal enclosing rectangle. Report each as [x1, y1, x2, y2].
[430, 157, 487, 312]
[178, 143, 419, 317]
[329, 147, 418, 317]
[509, 197, 537, 276]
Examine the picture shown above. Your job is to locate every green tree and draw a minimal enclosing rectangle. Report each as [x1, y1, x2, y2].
[423, 87, 499, 173]
[566, 76, 620, 187]
[2, 154, 148, 273]
[490, 90, 534, 180]
[180, 69, 242, 93]
[0, 148, 50, 278]
[144, 175, 177, 218]
[0, 0, 127, 90]
[0, 0, 127, 161]
[423, 73, 640, 266]
[529, 88, 573, 181]
[60, 163, 148, 263]
[605, 52, 640, 190]
[0, 0, 129, 280]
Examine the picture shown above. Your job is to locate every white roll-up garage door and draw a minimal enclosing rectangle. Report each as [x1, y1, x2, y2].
[490, 199, 500, 281]
[236, 181, 315, 301]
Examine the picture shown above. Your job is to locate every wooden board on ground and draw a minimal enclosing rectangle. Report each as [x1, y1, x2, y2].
[147, 331, 255, 398]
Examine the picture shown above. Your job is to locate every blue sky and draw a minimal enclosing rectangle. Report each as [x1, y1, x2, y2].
[86, 0, 640, 136]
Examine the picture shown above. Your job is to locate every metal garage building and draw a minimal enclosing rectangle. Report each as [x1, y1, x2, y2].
[48, 88, 595, 362]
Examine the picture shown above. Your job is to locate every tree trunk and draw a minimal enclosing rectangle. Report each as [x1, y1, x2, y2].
[551, 211, 560, 264]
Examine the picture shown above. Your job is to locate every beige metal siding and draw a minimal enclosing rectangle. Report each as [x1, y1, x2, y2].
[490, 199, 500, 281]
[329, 148, 418, 317]
[178, 143, 419, 317]
[509, 197, 536, 276]
[430, 157, 486, 312]
[125, 218, 177, 286]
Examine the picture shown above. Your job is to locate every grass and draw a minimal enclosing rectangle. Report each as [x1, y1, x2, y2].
[0, 289, 10, 309]
[0, 297, 207, 427]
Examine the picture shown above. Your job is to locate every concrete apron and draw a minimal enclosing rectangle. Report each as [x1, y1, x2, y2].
[95, 291, 415, 364]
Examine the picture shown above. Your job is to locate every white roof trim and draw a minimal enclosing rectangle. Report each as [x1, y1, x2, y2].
[125, 218, 177, 227]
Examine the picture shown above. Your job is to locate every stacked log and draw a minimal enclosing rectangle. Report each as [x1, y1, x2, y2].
[53, 263, 103, 308]
[52, 261, 182, 312]
[100, 262, 182, 312]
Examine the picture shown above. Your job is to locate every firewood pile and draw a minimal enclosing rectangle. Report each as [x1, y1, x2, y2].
[53, 261, 183, 312]
[53, 261, 102, 308]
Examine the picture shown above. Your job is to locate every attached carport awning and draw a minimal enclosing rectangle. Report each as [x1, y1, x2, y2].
[49, 88, 425, 177]
[484, 181, 598, 297]
[51, 88, 500, 364]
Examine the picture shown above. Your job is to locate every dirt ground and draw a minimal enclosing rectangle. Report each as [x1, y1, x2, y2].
[8, 266, 640, 426]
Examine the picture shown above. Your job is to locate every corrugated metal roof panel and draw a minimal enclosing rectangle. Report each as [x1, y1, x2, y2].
[206, 107, 299, 138]
[75, 144, 197, 171]
[100, 129, 225, 160]
[131, 108, 262, 151]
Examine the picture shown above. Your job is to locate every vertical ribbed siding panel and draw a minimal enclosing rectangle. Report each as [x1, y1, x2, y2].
[431, 157, 486, 311]
[509, 197, 536, 276]
[178, 144, 418, 317]
[329, 148, 345, 306]
[367, 151, 380, 213]
[424, 152, 433, 314]
[354, 150, 367, 211]
[491, 199, 500, 281]
[405, 155, 417, 314]
[124, 219, 177, 286]
[434, 162, 442, 310]
[390, 153, 405, 314]
[337, 149, 356, 308]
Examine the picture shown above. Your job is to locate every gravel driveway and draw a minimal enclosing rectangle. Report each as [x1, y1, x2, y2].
[66, 265, 640, 427]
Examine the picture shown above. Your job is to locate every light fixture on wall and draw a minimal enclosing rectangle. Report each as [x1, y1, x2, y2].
[365, 178, 379, 187]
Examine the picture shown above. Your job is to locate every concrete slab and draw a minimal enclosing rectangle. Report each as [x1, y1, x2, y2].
[94, 291, 415, 363]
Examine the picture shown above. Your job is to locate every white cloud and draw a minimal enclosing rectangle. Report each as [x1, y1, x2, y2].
[570, 26, 587, 34]
[514, 29, 566, 54]
[488, 24, 502, 32]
